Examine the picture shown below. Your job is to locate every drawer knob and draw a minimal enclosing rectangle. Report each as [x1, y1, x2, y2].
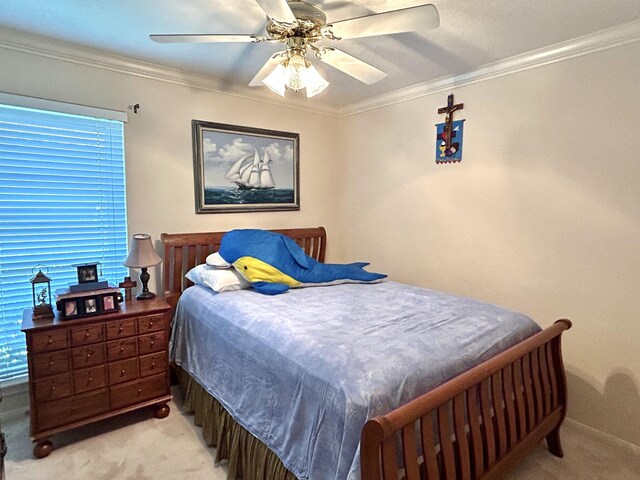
[150, 341, 155, 346]
[48, 337, 53, 344]
[149, 321, 154, 327]
[151, 362, 156, 368]
[51, 385, 56, 391]
[121, 369, 126, 376]
[138, 388, 142, 394]
[87, 353, 92, 359]
[119, 326, 124, 333]
[120, 347, 125, 352]
[49, 360, 54, 367]
[88, 377, 93, 382]
[85, 331, 90, 338]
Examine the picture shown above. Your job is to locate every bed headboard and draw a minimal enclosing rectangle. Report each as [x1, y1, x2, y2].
[160, 227, 327, 308]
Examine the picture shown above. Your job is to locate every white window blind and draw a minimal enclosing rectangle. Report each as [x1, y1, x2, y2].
[0, 102, 128, 382]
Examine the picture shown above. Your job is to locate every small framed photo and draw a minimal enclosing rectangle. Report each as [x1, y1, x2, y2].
[84, 297, 98, 315]
[77, 264, 98, 284]
[64, 299, 79, 318]
[101, 293, 117, 312]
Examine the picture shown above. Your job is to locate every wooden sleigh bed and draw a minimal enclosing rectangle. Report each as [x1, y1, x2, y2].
[161, 227, 572, 480]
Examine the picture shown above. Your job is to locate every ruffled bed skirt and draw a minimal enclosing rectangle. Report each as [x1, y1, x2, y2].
[176, 366, 298, 480]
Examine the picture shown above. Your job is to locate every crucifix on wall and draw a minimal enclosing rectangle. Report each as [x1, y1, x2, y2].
[436, 93, 465, 164]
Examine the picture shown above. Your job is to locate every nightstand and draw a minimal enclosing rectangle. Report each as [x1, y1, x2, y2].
[21, 297, 172, 458]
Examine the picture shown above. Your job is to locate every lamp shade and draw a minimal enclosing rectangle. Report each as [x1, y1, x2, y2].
[123, 234, 161, 268]
[262, 55, 329, 98]
[304, 64, 329, 98]
[263, 63, 287, 97]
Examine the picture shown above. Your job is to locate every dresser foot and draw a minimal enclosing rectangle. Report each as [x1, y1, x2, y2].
[34, 440, 53, 458]
[154, 403, 170, 419]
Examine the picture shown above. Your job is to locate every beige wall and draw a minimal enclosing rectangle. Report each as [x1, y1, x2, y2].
[0, 41, 340, 293]
[335, 42, 640, 446]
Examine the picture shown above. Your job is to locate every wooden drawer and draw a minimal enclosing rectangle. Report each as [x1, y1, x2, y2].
[139, 352, 167, 378]
[71, 324, 104, 346]
[32, 350, 69, 379]
[109, 374, 167, 410]
[137, 314, 166, 334]
[37, 389, 109, 432]
[31, 330, 68, 354]
[34, 372, 71, 403]
[106, 318, 136, 340]
[106, 338, 137, 362]
[74, 365, 106, 394]
[138, 331, 165, 355]
[71, 344, 105, 369]
[108, 357, 138, 385]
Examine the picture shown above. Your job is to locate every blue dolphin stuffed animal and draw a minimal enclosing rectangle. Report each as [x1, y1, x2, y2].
[218, 229, 387, 295]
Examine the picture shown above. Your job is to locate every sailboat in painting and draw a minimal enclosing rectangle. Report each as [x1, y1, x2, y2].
[225, 149, 276, 190]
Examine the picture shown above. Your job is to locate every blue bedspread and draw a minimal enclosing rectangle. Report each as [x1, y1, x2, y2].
[170, 281, 540, 480]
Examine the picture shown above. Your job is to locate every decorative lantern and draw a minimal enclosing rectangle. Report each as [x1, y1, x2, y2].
[30, 267, 54, 321]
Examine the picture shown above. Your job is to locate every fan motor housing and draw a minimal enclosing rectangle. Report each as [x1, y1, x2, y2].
[266, 1, 327, 41]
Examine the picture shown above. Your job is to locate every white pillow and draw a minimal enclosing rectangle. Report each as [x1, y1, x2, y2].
[206, 251, 231, 269]
[185, 264, 251, 292]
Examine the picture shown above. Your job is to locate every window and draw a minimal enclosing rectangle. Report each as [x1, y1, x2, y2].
[0, 95, 128, 382]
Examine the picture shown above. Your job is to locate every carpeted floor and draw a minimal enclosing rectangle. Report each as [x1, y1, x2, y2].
[4, 386, 640, 479]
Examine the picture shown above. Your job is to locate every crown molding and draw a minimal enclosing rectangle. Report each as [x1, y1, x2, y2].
[0, 27, 341, 118]
[338, 19, 640, 117]
[2, 20, 639, 120]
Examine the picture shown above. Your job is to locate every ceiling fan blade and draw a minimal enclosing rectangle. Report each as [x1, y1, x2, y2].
[249, 52, 286, 87]
[324, 4, 439, 40]
[255, 0, 296, 23]
[150, 34, 267, 43]
[317, 0, 352, 9]
[317, 47, 387, 84]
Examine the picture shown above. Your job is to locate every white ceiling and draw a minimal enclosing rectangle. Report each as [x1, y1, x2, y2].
[0, 0, 639, 108]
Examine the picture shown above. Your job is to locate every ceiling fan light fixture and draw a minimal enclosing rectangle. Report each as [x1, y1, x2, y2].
[262, 51, 329, 98]
[304, 64, 329, 98]
[262, 63, 287, 96]
[284, 54, 307, 91]
[153, 1, 441, 100]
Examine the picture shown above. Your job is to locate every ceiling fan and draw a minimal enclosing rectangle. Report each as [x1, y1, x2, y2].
[150, 0, 439, 98]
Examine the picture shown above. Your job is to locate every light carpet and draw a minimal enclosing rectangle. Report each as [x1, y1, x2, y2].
[4, 387, 639, 479]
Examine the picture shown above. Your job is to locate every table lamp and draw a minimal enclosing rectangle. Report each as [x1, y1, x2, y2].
[123, 233, 162, 300]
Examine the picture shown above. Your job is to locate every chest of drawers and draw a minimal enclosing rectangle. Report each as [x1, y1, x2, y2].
[21, 297, 172, 458]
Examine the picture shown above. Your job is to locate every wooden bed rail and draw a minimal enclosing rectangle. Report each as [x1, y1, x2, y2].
[361, 319, 572, 480]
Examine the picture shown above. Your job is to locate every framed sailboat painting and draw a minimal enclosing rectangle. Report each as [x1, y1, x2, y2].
[192, 120, 300, 213]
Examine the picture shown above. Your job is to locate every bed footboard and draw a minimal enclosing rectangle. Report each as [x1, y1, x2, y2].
[361, 319, 572, 480]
